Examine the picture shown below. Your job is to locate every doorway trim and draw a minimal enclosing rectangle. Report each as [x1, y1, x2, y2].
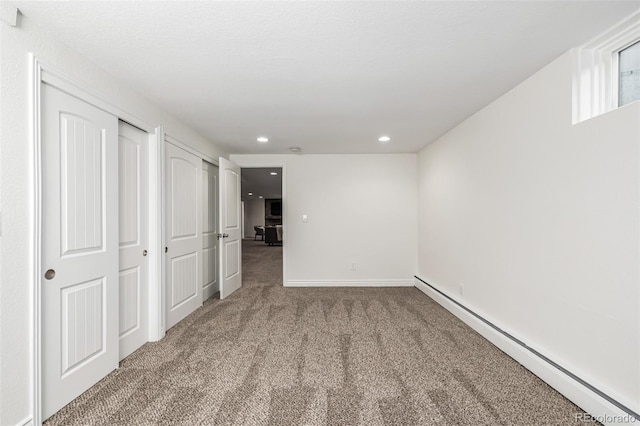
[234, 161, 288, 287]
[29, 54, 162, 425]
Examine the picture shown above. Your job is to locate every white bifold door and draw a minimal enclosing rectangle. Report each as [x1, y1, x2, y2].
[202, 161, 219, 300]
[118, 122, 149, 360]
[41, 84, 119, 419]
[219, 157, 242, 299]
[165, 142, 202, 329]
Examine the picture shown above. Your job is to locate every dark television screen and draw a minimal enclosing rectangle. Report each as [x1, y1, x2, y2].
[271, 201, 281, 216]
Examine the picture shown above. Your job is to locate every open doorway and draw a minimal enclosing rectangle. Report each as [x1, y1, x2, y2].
[240, 168, 284, 288]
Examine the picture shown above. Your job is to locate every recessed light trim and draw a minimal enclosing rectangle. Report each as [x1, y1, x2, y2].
[258, 195, 264, 199]
[248, 192, 253, 196]
[270, 172, 278, 176]
[289, 146, 301, 153]
[378, 136, 391, 143]
[257, 137, 269, 143]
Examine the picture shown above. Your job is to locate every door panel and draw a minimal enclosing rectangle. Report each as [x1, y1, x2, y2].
[219, 158, 242, 299]
[202, 161, 219, 300]
[118, 122, 148, 361]
[60, 113, 104, 254]
[165, 142, 202, 329]
[170, 252, 198, 307]
[42, 84, 119, 419]
[61, 278, 104, 374]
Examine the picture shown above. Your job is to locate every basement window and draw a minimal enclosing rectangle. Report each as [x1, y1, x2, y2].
[572, 12, 640, 123]
[618, 40, 640, 106]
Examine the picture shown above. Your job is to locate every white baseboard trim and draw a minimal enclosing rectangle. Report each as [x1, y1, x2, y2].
[414, 276, 638, 426]
[286, 279, 414, 288]
[16, 416, 33, 426]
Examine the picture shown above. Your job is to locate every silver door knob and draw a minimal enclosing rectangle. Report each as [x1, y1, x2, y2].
[143, 249, 148, 256]
[223, 233, 229, 238]
[44, 269, 56, 280]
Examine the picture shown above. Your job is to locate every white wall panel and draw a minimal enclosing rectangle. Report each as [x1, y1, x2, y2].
[416, 52, 639, 412]
[230, 154, 417, 283]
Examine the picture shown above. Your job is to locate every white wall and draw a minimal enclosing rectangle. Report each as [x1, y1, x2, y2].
[417, 51, 639, 412]
[231, 154, 418, 285]
[243, 199, 265, 238]
[0, 15, 227, 425]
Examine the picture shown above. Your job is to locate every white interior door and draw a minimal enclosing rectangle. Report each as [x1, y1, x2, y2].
[202, 161, 219, 300]
[165, 142, 202, 329]
[118, 122, 148, 360]
[219, 157, 242, 299]
[41, 84, 119, 419]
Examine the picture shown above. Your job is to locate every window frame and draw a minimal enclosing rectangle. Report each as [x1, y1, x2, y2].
[616, 39, 640, 107]
[572, 11, 640, 124]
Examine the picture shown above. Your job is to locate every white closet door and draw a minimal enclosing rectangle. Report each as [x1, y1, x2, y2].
[219, 157, 242, 299]
[165, 142, 202, 329]
[202, 161, 219, 300]
[41, 84, 119, 419]
[118, 122, 149, 360]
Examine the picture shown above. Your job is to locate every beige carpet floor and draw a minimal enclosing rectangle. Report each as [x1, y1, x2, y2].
[46, 239, 595, 425]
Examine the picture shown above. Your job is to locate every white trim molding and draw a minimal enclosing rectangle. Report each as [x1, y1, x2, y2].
[287, 279, 414, 287]
[226, 158, 288, 289]
[147, 126, 165, 341]
[29, 52, 43, 426]
[572, 10, 640, 124]
[414, 276, 639, 426]
[16, 416, 33, 426]
[165, 134, 218, 165]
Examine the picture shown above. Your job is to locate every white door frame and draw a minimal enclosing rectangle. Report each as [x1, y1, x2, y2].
[232, 161, 288, 287]
[29, 55, 163, 425]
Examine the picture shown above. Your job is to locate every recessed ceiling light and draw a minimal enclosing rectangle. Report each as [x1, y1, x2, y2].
[258, 195, 263, 199]
[270, 172, 278, 176]
[289, 146, 301, 153]
[378, 136, 391, 143]
[257, 137, 269, 143]
[248, 192, 253, 196]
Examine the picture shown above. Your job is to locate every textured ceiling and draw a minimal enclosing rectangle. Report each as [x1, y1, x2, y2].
[14, 1, 639, 154]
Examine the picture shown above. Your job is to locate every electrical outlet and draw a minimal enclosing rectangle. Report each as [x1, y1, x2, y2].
[459, 282, 464, 296]
[350, 262, 357, 271]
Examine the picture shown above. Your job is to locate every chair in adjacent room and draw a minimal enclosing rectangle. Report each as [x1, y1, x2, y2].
[254, 226, 264, 241]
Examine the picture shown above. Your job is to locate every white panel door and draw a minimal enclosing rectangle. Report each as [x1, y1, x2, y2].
[165, 142, 202, 329]
[202, 161, 219, 300]
[118, 122, 148, 360]
[41, 84, 119, 419]
[219, 157, 242, 299]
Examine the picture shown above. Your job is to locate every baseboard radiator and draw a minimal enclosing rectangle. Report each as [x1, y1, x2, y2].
[414, 276, 639, 425]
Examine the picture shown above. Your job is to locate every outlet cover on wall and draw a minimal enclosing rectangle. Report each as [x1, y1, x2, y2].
[459, 282, 464, 296]
[350, 262, 357, 271]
